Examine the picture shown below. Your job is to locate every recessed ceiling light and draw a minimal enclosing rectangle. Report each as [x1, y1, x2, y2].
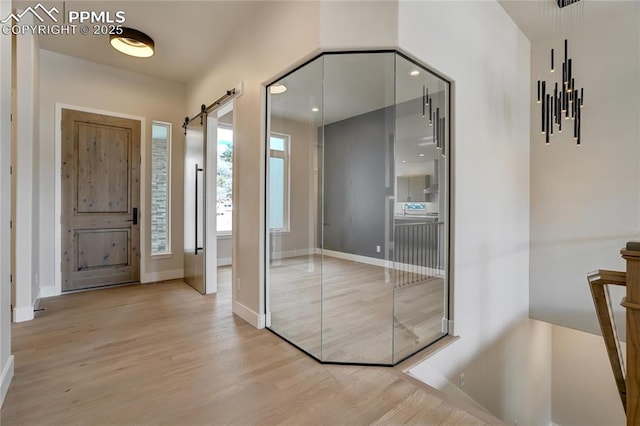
[409, 70, 420, 76]
[110, 27, 155, 58]
[311, 107, 319, 112]
[270, 83, 287, 95]
[419, 154, 425, 157]
[401, 160, 407, 163]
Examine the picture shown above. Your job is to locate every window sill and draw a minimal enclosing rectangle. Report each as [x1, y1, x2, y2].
[217, 233, 232, 240]
[150, 252, 173, 260]
[270, 229, 291, 235]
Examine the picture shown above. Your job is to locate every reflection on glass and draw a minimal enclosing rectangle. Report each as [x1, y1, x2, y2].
[321, 52, 395, 364]
[393, 54, 449, 363]
[266, 51, 450, 365]
[266, 56, 323, 358]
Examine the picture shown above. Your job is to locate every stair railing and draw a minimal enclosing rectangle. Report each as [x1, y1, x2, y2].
[589, 242, 640, 425]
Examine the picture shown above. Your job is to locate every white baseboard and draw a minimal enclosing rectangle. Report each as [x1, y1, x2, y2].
[322, 249, 444, 277]
[40, 286, 59, 298]
[218, 257, 232, 267]
[13, 305, 34, 322]
[322, 248, 388, 268]
[0, 355, 14, 408]
[141, 268, 183, 283]
[270, 248, 318, 260]
[233, 300, 265, 329]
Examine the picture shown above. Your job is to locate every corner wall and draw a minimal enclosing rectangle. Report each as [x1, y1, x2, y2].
[398, 1, 539, 424]
[186, 1, 322, 327]
[0, 0, 14, 404]
[38, 50, 186, 294]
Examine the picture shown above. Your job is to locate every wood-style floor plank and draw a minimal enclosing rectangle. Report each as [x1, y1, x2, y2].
[1, 267, 498, 425]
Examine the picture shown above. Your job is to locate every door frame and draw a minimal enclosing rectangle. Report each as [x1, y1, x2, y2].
[52, 103, 146, 296]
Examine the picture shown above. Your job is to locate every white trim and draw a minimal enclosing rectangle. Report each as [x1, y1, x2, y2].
[39, 286, 58, 298]
[233, 300, 265, 329]
[218, 257, 232, 267]
[0, 355, 14, 407]
[54, 103, 146, 295]
[446, 319, 456, 336]
[12, 305, 34, 322]
[141, 268, 183, 284]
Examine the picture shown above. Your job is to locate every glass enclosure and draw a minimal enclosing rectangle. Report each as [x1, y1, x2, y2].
[266, 51, 450, 365]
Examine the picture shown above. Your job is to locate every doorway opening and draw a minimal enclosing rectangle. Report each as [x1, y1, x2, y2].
[183, 92, 237, 296]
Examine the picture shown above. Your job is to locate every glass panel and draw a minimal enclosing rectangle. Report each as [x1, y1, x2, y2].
[270, 135, 286, 151]
[217, 125, 233, 233]
[321, 52, 396, 364]
[393, 54, 449, 362]
[151, 122, 171, 254]
[268, 157, 285, 230]
[266, 56, 324, 359]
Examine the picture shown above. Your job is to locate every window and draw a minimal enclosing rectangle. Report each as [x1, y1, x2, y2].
[269, 133, 290, 231]
[151, 122, 171, 255]
[217, 125, 233, 234]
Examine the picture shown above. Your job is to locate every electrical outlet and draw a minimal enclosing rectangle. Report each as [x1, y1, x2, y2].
[459, 373, 465, 387]
[376, 245, 381, 253]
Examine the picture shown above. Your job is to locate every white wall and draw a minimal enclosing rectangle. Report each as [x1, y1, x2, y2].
[529, 3, 640, 337]
[13, 13, 39, 322]
[38, 50, 186, 293]
[399, 1, 537, 424]
[0, 0, 14, 405]
[552, 325, 626, 426]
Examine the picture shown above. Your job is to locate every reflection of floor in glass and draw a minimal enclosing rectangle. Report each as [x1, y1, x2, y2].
[268, 254, 445, 365]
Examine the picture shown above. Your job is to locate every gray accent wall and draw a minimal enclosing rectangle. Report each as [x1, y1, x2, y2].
[322, 107, 394, 260]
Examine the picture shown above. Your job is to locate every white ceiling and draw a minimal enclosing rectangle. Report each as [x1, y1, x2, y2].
[13, 1, 638, 83]
[498, 0, 638, 42]
[13, 0, 269, 83]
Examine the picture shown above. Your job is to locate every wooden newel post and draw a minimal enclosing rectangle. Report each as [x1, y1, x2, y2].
[621, 242, 640, 425]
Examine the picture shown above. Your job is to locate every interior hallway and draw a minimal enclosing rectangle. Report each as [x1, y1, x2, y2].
[0, 267, 496, 425]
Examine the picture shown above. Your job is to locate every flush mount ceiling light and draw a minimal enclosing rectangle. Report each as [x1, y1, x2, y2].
[311, 107, 319, 112]
[269, 83, 287, 94]
[110, 27, 155, 58]
[409, 70, 420, 76]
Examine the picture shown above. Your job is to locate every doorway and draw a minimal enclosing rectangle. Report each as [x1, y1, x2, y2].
[183, 99, 234, 295]
[60, 109, 141, 291]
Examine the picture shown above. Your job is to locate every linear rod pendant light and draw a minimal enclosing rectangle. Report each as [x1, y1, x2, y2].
[537, 39, 584, 145]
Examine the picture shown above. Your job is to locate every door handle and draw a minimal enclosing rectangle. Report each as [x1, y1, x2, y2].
[195, 163, 204, 255]
[127, 207, 138, 224]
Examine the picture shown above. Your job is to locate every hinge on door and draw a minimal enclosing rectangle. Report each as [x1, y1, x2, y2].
[9, 220, 11, 229]
[9, 166, 12, 175]
[9, 273, 12, 282]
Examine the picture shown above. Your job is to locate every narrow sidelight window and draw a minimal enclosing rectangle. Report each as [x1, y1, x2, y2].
[151, 121, 171, 255]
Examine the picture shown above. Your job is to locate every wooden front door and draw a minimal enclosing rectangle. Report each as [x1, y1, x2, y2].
[61, 109, 141, 291]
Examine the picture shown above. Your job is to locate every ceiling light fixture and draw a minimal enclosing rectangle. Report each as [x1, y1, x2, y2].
[110, 27, 155, 58]
[409, 70, 420, 76]
[419, 154, 425, 157]
[270, 83, 287, 95]
[311, 107, 319, 112]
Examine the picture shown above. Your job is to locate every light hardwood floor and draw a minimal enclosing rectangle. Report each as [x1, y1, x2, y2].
[1, 267, 497, 425]
[269, 255, 445, 363]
